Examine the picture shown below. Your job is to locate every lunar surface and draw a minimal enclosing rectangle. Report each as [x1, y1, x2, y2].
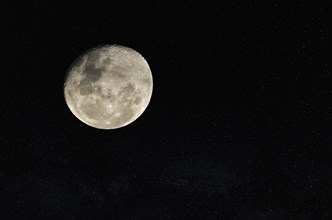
[64, 45, 153, 129]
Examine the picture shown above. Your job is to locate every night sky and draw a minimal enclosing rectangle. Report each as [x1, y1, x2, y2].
[1, 1, 331, 219]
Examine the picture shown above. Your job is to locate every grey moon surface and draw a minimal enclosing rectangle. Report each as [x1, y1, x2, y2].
[64, 45, 153, 129]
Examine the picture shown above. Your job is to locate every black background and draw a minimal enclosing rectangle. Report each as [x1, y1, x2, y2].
[0, 1, 331, 219]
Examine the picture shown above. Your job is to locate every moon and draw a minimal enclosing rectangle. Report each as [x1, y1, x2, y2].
[64, 44, 153, 129]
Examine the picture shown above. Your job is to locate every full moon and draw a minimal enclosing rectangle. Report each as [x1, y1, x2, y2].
[64, 44, 153, 129]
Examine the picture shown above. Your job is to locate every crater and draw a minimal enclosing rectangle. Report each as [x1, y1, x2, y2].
[100, 90, 116, 102]
[122, 83, 135, 93]
[103, 57, 112, 65]
[134, 96, 142, 105]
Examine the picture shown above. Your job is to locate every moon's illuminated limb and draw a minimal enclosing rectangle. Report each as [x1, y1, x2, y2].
[64, 44, 153, 129]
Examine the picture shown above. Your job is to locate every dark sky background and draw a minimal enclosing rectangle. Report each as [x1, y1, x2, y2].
[0, 1, 331, 219]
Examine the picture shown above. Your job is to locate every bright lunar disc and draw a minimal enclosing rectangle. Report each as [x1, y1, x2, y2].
[64, 44, 153, 129]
